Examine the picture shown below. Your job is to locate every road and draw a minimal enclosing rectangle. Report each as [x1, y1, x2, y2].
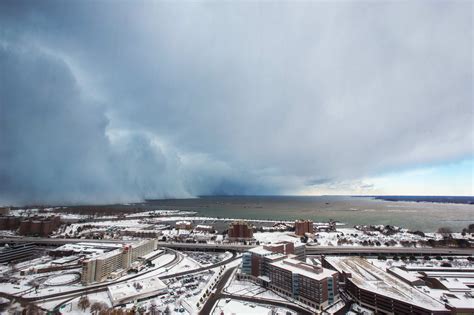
[46, 251, 237, 311]
[199, 266, 236, 315]
[20, 249, 180, 304]
[2, 237, 472, 256]
[199, 266, 313, 315]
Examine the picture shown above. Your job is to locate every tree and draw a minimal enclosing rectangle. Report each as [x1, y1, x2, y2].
[91, 302, 108, 314]
[78, 296, 91, 311]
[437, 227, 452, 236]
[23, 303, 44, 315]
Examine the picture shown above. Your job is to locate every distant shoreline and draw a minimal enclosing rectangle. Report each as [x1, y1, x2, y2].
[354, 195, 474, 205]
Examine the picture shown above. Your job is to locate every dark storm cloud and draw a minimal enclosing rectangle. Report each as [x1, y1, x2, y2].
[0, 1, 472, 204]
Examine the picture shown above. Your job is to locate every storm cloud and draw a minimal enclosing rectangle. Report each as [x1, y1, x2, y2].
[0, 1, 472, 204]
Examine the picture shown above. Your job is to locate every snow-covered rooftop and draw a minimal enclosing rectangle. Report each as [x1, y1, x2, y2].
[270, 258, 337, 281]
[108, 276, 167, 305]
[325, 257, 447, 311]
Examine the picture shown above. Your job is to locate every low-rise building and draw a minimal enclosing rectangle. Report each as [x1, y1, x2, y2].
[323, 256, 452, 315]
[194, 224, 214, 233]
[108, 276, 167, 306]
[176, 221, 193, 230]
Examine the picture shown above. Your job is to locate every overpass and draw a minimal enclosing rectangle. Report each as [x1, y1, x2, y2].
[0, 237, 139, 246]
[0, 237, 472, 256]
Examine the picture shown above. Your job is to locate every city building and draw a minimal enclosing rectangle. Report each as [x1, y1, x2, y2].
[194, 224, 214, 233]
[323, 256, 454, 315]
[0, 216, 21, 230]
[294, 220, 313, 236]
[241, 246, 286, 277]
[175, 221, 193, 230]
[268, 258, 339, 310]
[241, 243, 306, 278]
[17, 215, 61, 237]
[227, 221, 254, 241]
[81, 239, 157, 284]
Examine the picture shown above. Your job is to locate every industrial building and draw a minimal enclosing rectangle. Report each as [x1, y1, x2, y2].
[322, 256, 467, 315]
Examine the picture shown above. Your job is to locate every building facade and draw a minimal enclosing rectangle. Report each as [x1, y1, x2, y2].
[268, 258, 339, 310]
[294, 220, 313, 236]
[228, 221, 254, 241]
[81, 239, 157, 284]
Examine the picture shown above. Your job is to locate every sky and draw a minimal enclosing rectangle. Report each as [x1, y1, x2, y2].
[0, 0, 472, 205]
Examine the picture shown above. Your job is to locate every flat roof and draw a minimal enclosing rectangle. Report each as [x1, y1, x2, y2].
[270, 258, 337, 281]
[325, 257, 447, 311]
[387, 267, 422, 283]
[108, 276, 166, 305]
[248, 246, 273, 256]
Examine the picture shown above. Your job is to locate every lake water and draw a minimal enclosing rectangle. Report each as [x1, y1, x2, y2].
[144, 196, 473, 232]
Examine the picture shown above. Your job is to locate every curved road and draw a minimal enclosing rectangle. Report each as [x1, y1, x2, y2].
[48, 251, 237, 311]
[199, 266, 313, 315]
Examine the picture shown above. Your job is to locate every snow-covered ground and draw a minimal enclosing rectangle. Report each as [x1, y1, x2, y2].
[225, 279, 287, 302]
[212, 299, 295, 315]
[253, 231, 302, 245]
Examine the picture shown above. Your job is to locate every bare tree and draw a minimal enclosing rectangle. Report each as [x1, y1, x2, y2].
[437, 227, 452, 237]
[23, 303, 44, 315]
[78, 295, 91, 311]
[91, 302, 108, 314]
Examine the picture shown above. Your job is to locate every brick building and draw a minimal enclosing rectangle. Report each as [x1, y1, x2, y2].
[268, 258, 339, 310]
[17, 215, 61, 237]
[294, 220, 313, 236]
[227, 221, 254, 241]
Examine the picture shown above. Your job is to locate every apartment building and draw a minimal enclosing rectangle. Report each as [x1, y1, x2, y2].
[294, 220, 313, 236]
[228, 221, 254, 241]
[81, 239, 157, 284]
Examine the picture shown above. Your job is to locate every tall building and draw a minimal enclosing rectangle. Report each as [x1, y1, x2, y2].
[228, 221, 254, 241]
[81, 239, 157, 284]
[0, 216, 21, 230]
[268, 258, 339, 310]
[294, 220, 313, 236]
[241, 243, 306, 278]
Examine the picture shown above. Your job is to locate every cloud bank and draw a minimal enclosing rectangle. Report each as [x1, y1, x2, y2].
[0, 1, 472, 204]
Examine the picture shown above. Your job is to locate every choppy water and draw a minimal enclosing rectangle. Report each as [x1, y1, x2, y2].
[144, 196, 474, 232]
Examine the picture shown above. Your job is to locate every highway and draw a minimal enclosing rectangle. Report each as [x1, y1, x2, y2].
[0, 237, 140, 245]
[1, 237, 472, 256]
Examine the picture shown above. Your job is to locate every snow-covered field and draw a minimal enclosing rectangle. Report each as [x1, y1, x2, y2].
[212, 299, 295, 315]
